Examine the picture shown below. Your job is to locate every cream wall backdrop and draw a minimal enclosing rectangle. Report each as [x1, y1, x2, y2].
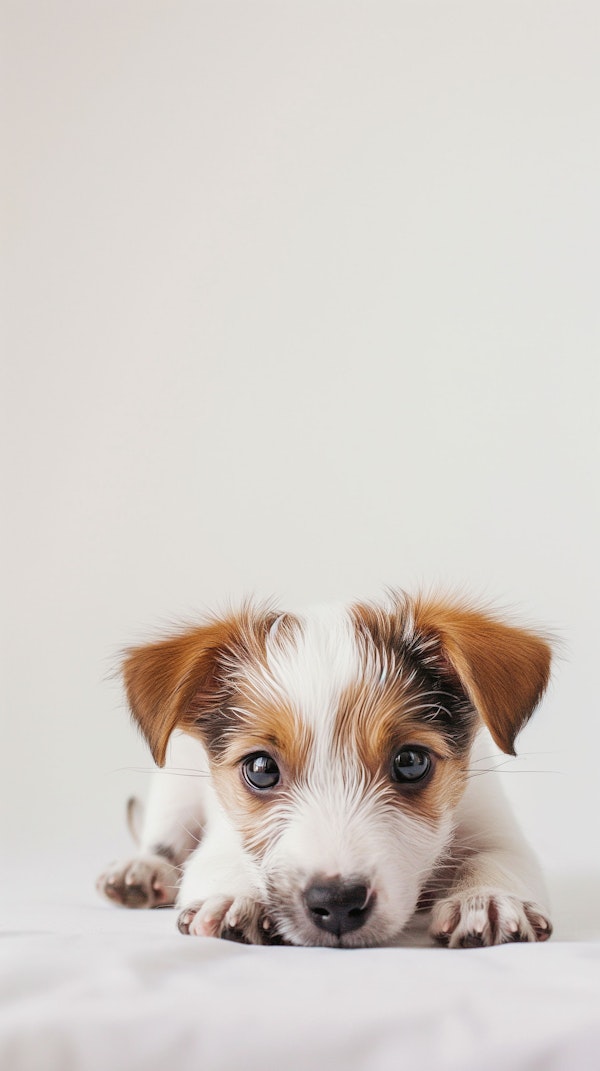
[3, 2, 599, 880]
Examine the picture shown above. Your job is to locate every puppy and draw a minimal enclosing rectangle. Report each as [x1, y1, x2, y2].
[98, 593, 553, 948]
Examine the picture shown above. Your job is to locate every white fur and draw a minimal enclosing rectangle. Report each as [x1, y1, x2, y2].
[263, 604, 360, 729]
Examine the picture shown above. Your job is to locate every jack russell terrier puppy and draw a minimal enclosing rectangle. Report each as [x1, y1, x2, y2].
[98, 593, 553, 948]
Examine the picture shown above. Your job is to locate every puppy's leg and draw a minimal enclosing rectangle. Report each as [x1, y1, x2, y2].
[97, 733, 207, 909]
[176, 794, 274, 944]
[430, 737, 552, 948]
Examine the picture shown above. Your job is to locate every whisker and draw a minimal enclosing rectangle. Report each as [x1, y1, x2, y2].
[110, 766, 210, 778]
[466, 768, 563, 779]
[469, 751, 560, 764]
[179, 821, 203, 846]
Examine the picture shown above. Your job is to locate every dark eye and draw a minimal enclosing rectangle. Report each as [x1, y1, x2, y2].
[242, 753, 280, 790]
[391, 747, 432, 785]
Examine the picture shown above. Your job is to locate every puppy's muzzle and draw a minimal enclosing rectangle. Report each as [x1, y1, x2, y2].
[303, 879, 374, 937]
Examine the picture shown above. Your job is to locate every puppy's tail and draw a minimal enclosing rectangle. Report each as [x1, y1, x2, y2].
[126, 796, 145, 846]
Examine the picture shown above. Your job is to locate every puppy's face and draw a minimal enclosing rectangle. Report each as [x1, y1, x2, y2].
[123, 594, 551, 947]
[205, 606, 473, 946]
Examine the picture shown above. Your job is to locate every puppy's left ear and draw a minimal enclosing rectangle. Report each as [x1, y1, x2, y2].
[409, 597, 552, 755]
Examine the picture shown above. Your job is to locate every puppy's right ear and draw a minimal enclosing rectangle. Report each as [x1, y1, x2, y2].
[122, 617, 245, 766]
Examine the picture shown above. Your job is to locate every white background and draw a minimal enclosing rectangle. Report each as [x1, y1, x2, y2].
[2, 1, 599, 883]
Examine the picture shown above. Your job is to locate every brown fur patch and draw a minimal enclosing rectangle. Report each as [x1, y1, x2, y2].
[408, 595, 552, 755]
[214, 699, 314, 771]
[345, 599, 539, 822]
[351, 596, 552, 756]
[350, 600, 478, 754]
[122, 608, 277, 765]
[209, 689, 315, 856]
[335, 677, 469, 823]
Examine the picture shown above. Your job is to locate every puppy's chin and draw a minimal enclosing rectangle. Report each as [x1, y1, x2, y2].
[282, 922, 402, 949]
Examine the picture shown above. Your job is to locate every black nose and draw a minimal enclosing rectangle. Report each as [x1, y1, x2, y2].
[304, 880, 373, 936]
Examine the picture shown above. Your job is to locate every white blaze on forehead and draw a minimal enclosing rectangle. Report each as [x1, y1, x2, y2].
[263, 604, 361, 729]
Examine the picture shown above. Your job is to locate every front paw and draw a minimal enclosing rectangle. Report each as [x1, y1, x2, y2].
[430, 890, 552, 948]
[97, 854, 179, 909]
[177, 895, 280, 945]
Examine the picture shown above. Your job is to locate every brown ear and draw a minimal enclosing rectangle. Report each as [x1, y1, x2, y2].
[409, 597, 552, 755]
[122, 616, 247, 766]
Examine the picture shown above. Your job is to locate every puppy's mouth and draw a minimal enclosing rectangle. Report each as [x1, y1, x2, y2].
[265, 878, 392, 948]
[266, 907, 384, 949]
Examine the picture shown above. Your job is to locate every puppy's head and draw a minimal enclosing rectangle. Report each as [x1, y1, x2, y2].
[123, 594, 551, 947]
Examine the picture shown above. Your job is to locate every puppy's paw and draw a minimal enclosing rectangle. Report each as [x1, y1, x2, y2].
[177, 895, 278, 944]
[97, 855, 179, 909]
[430, 890, 552, 948]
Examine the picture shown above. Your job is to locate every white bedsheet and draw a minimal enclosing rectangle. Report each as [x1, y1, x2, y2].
[2, 872, 599, 1071]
